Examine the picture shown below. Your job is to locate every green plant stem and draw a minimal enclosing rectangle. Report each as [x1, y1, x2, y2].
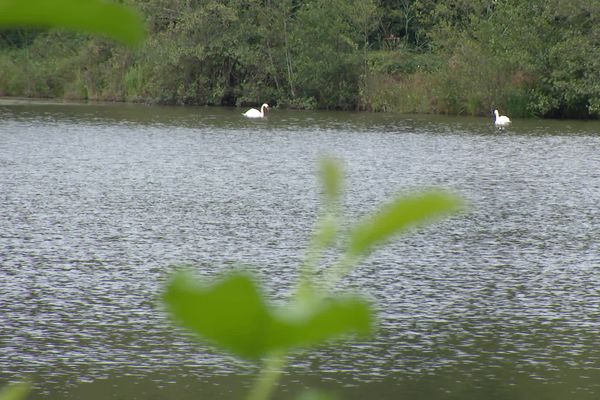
[247, 352, 288, 400]
[322, 253, 360, 290]
[296, 213, 335, 298]
[297, 239, 319, 297]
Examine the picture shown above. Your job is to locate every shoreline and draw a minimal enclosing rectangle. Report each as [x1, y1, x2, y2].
[3, 96, 600, 122]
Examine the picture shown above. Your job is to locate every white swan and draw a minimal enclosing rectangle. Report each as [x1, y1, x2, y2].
[242, 103, 269, 118]
[494, 109, 511, 127]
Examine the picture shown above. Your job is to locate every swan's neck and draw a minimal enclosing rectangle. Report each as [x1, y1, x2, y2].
[261, 105, 267, 115]
[494, 110, 500, 119]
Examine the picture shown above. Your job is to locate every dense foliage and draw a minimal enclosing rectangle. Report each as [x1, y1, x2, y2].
[0, 0, 598, 118]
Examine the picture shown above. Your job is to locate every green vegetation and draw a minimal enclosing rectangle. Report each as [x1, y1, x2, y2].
[0, 0, 144, 46]
[1, 0, 598, 118]
[0, 382, 30, 400]
[164, 158, 462, 400]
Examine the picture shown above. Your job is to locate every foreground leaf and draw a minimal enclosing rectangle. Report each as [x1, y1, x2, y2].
[0, 0, 145, 46]
[164, 272, 372, 359]
[0, 382, 30, 400]
[271, 295, 371, 351]
[164, 272, 269, 358]
[348, 191, 462, 256]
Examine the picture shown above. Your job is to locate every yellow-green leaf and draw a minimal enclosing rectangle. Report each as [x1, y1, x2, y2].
[348, 191, 462, 256]
[164, 272, 270, 358]
[0, 382, 30, 400]
[164, 272, 372, 359]
[0, 0, 145, 46]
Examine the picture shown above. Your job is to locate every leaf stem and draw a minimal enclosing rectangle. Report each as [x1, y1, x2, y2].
[246, 352, 288, 400]
[296, 212, 336, 298]
[322, 253, 360, 290]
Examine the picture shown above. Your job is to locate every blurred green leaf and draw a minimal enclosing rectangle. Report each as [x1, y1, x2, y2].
[164, 272, 372, 359]
[348, 191, 462, 256]
[272, 294, 371, 351]
[0, 0, 145, 46]
[164, 272, 269, 358]
[0, 382, 30, 400]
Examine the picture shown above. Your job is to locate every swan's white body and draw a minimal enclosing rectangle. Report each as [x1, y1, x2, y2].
[494, 109, 511, 126]
[243, 103, 269, 118]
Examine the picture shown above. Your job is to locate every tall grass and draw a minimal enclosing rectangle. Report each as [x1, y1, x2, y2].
[360, 45, 533, 116]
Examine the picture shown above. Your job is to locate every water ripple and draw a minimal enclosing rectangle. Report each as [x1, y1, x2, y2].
[1, 104, 600, 398]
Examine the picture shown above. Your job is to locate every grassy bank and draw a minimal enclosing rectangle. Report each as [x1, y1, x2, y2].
[0, 43, 532, 118]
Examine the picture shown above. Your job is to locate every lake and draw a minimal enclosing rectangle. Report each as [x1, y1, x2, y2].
[1, 100, 599, 399]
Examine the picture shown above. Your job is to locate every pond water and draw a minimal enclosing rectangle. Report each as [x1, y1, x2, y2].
[1, 100, 600, 399]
